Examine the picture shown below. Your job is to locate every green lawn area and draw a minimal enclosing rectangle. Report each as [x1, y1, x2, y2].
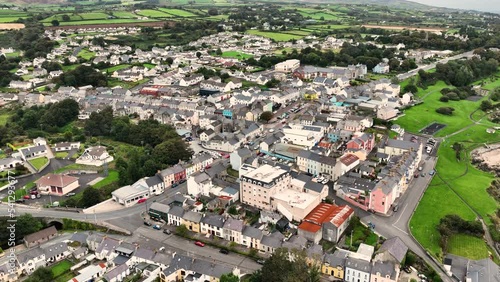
[112, 11, 137, 18]
[29, 157, 49, 171]
[246, 30, 303, 41]
[93, 170, 119, 189]
[53, 163, 102, 174]
[104, 64, 130, 73]
[55, 152, 69, 158]
[402, 75, 500, 260]
[394, 81, 484, 137]
[159, 8, 197, 17]
[221, 51, 253, 59]
[77, 49, 95, 60]
[50, 260, 73, 278]
[136, 9, 173, 18]
[0, 113, 9, 126]
[1, 188, 25, 202]
[44, 18, 158, 26]
[55, 272, 75, 282]
[447, 234, 491, 260]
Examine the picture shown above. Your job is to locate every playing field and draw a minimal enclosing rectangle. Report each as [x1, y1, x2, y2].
[221, 51, 253, 59]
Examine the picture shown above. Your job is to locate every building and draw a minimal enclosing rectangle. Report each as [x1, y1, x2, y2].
[230, 147, 253, 171]
[24, 226, 57, 248]
[322, 249, 349, 279]
[112, 183, 150, 207]
[19, 145, 47, 161]
[296, 150, 336, 178]
[373, 63, 390, 74]
[35, 174, 79, 196]
[275, 59, 300, 73]
[0, 157, 23, 172]
[282, 123, 324, 149]
[181, 211, 203, 233]
[69, 263, 107, 282]
[370, 261, 399, 282]
[444, 254, 500, 282]
[374, 237, 408, 264]
[76, 146, 113, 166]
[148, 202, 170, 221]
[298, 203, 354, 244]
[159, 254, 237, 282]
[345, 257, 372, 282]
[223, 218, 245, 244]
[200, 214, 225, 238]
[240, 164, 291, 210]
[377, 139, 422, 157]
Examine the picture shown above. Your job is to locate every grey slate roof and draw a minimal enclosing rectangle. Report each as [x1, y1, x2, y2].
[242, 226, 263, 240]
[261, 232, 284, 249]
[201, 214, 225, 228]
[149, 202, 170, 214]
[145, 175, 163, 187]
[168, 205, 185, 218]
[345, 257, 371, 273]
[371, 261, 397, 280]
[377, 237, 408, 263]
[134, 247, 155, 260]
[183, 211, 203, 223]
[324, 249, 349, 267]
[70, 232, 88, 244]
[223, 218, 244, 232]
[42, 242, 68, 259]
[16, 247, 45, 264]
[104, 264, 129, 281]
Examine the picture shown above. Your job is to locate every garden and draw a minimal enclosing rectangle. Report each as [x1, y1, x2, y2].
[29, 157, 49, 171]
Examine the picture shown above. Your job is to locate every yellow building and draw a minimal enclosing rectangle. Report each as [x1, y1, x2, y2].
[322, 250, 349, 279]
[159, 254, 237, 282]
[181, 211, 203, 233]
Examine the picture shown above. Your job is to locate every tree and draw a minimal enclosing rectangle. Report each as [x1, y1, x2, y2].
[196, 51, 202, 59]
[480, 100, 493, 111]
[81, 186, 103, 208]
[436, 107, 455, 116]
[216, 48, 222, 55]
[208, 8, 219, 16]
[176, 224, 189, 237]
[259, 111, 273, 123]
[15, 214, 44, 243]
[403, 84, 418, 94]
[62, 14, 71, 21]
[51, 20, 59, 27]
[25, 267, 53, 282]
[258, 248, 311, 282]
[220, 273, 239, 282]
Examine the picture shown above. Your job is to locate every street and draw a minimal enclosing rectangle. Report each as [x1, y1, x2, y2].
[397, 51, 474, 80]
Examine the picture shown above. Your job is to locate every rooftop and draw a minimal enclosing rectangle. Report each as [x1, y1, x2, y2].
[272, 188, 318, 211]
[242, 164, 288, 185]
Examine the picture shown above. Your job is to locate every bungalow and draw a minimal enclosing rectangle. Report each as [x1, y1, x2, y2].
[76, 146, 114, 166]
[19, 145, 47, 161]
[35, 173, 79, 196]
[0, 157, 23, 172]
[69, 263, 107, 282]
[52, 142, 80, 152]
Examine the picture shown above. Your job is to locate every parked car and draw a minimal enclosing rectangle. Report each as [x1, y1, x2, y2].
[179, 179, 186, 184]
[30, 194, 36, 200]
[66, 193, 76, 197]
[138, 198, 147, 204]
[153, 224, 161, 230]
[172, 183, 178, 188]
[159, 247, 166, 252]
[256, 259, 265, 265]
[403, 266, 412, 273]
[393, 205, 399, 212]
[219, 248, 229, 254]
[144, 221, 152, 226]
[29, 190, 38, 195]
[194, 241, 205, 247]
[429, 170, 435, 176]
[163, 229, 171, 235]
[15, 199, 25, 203]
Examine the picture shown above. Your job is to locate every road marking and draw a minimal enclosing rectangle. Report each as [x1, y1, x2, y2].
[393, 202, 408, 225]
[392, 225, 409, 235]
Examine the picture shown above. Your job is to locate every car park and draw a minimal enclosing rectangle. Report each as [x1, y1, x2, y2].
[144, 221, 152, 226]
[153, 224, 161, 230]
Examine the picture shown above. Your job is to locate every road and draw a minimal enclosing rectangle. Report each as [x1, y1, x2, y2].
[397, 51, 474, 80]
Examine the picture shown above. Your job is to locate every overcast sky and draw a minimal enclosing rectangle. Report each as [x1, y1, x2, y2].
[409, 0, 500, 13]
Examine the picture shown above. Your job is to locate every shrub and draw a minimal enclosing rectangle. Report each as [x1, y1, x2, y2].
[436, 107, 455, 115]
[439, 96, 449, 102]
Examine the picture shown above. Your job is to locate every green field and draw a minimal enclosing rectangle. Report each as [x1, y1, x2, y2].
[407, 77, 499, 260]
[394, 81, 484, 137]
[246, 30, 304, 41]
[93, 170, 119, 189]
[111, 11, 137, 18]
[77, 49, 95, 60]
[0, 113, 9, 126]
[43, 18, 156, 26]
[136, 9, 173, 18]
[158, 8, 198, 17]
[447, 234, 492, 260]
[221, 51, 253, 59]
[105, 64, 131, 73]
[29, 157, 49, 171]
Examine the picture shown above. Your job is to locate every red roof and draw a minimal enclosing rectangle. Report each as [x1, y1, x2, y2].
[298, 203, 354, 233]
[340, 154, 359, 166]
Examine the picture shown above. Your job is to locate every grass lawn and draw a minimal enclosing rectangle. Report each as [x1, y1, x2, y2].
[104, 64, 130, 73]
[29, 157, 49, 171]
[0, 113, 9, 126]
[394, 81, 484, 137]
[447, 234, 491, 260]
[246, 30, 303, 41]
[50, 260, 73, 277]
[55, 152, 69, 158]
[55, 272, 75, 282]
[53, 163, 102, 174]
[1, 188, 25, 202]
[93, 170, 119, 189]
[221, 51, 253, 59]
[111, 11, 137, 18]
[77, 49, 95, 60]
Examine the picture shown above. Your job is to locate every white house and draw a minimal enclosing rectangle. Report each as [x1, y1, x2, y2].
[76, 146, 113, 166]
[275, 59, 300, 73]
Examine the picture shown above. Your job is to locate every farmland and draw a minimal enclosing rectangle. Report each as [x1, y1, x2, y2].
[136, 9, 173, 18]
[158, 8, 198, 17]
[246, 30, 304, 41]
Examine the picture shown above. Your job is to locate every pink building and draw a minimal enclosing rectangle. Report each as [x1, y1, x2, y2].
[369, 180, 397, 214]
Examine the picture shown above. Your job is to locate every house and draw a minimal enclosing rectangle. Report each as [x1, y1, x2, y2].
[111, 182, 150, 207]
[346, 133, 375, 153]
[9, 81, 32, 90]
[370, 261, 399, 282]
[159, 253, 237, 282]
[104, 264, 130, 282]
[19, 145, 47, 161]
[260, 232, 284, 255]
[377, 106, 398, 120]
[230, 147, 253, 170]
[43, 242, 70, 264]
[0, 157, 23, 172]
[144, 175, 165, 195]
[334, 154, 360, 181]
[52, 142, 80, 152]
[35, 173, 79, 196]
[16, 248, 46, 275]
[69, 263, 107, 282]
[373, 63, 390, 74]
[181, 211, 203, 233]
[298, 203, 354, 244]
[374, 237, 408, 264]
[200, 214, 225, 238]
[167, 205, 185, 226]
[76, 146, 114, 166]
[322, 249, 349, 279]
[345, 257, 372, 282]
[24, 226, 57, 248]
[223, 218, 245, 244]
[95, 237, 121, 260]
[296, 150, 336, 178]
[187, 172, 213, 197]
[148, 202, 170, 221]
[241, 226, 263, 249]
[444, 254, 500, 282]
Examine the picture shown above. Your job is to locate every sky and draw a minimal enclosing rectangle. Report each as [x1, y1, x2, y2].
[409, 0, 500, 13]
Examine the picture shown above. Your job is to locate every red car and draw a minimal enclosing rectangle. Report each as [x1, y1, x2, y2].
[23, 195, 30, 200]
[205, 165, 211, 169]
[138, 198, 147, 204]
[194, 241, 205, 247]
[223, 155, 230, 159]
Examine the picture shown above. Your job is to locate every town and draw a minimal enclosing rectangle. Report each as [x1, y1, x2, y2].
[0, 1, 499, 282]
